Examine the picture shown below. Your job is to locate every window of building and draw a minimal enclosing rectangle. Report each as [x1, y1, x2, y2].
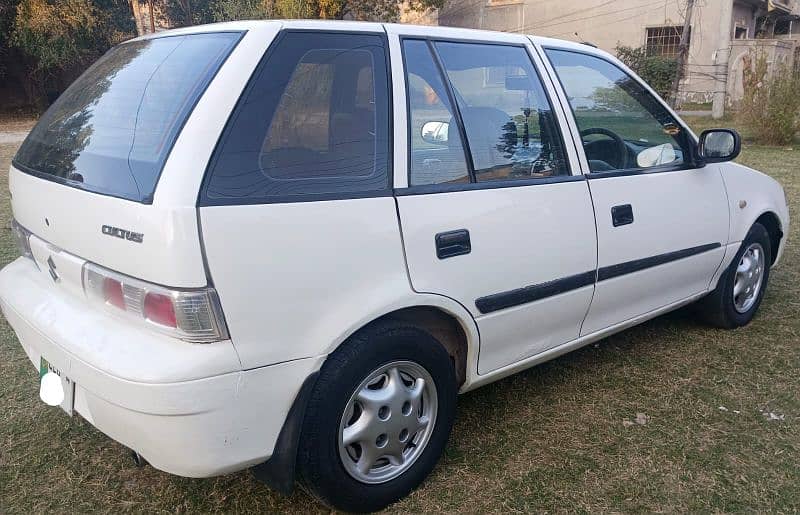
[774, 18, 792, 36]
[645, 26, 685, 57]
[734, 25, 749, 39]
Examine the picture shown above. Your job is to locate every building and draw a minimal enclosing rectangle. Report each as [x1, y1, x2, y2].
[403, 0, 800, 115]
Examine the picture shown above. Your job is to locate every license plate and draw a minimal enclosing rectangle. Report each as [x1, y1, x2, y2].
[39, 356, 74, 416]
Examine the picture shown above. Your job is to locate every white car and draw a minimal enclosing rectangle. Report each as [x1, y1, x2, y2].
[1, 20, 789, 512]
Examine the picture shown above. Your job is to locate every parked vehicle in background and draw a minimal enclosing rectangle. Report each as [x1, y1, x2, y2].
[0, 21, 789, 512]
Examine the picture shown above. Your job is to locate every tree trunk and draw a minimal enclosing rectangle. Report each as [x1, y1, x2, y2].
[148, 0, 155, 32]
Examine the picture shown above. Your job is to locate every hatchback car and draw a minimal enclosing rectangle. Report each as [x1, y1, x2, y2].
[1, 20, 789, 512]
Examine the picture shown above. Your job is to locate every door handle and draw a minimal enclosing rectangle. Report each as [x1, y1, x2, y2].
[611, 204, 634, 227]
[435, 229, 471, 259]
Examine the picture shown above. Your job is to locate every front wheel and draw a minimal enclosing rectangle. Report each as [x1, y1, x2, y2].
[297, 322, 457, 512]
[697, 222, 772, 328]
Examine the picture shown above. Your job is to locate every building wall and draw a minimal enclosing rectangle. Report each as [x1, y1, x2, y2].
[728, 39, 796, 101]
[430, 0, 798, 105]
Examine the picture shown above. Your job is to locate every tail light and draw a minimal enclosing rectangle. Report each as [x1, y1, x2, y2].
[11, 219, 33, 260]
[82, 263, 229, 343]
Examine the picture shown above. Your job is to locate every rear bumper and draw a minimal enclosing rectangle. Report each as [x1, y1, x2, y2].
[0, 257, 323, 477]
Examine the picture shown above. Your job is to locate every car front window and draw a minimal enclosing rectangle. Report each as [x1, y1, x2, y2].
[546, 49, 691, 173]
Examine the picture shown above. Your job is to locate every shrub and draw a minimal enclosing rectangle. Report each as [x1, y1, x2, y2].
[738, 51, 800, 145]
[615, 45, 677, 101]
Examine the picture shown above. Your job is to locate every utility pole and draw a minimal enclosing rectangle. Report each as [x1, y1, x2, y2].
[711, 1, 734, 119]
[669, 0, 695, 108]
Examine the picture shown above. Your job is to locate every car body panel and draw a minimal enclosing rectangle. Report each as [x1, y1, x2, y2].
[578, 167, 729, 335]
[199, 198, 413, 368]
[719, 162, 790, 264]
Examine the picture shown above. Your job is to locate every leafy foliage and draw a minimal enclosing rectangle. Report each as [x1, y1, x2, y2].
[738, 51, 800, 145]
[12, 0, 100, 71]
[205, 0, 442, 22]
[3, 0, 441, 110]
[2, 0, 134, 108]
[615, 45, 677, 101]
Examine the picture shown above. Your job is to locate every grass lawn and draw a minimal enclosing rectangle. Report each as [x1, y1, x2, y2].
[0, 117, 798, 512]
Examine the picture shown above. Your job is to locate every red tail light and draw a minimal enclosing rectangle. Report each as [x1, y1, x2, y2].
[144, 292, 177, 328]
[103, 278, 125, 309]
[83, 262, 228, 343]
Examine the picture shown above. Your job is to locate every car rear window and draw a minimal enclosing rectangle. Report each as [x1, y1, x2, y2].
[13, 32, 242, 203]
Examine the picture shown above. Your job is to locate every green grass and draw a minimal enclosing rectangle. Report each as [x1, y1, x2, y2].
[1, 118, 798, 512]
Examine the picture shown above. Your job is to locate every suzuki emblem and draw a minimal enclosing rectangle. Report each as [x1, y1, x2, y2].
[47, 256, 59, 283]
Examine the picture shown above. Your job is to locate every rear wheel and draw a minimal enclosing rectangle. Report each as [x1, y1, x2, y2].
[297, 322, 457, 512]
[697, 223, 772, 328]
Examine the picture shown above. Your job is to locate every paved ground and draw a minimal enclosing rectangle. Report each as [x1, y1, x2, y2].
[0, 131, 30, 144]
[0, 118, 34, 144]
[677, 110, 713, 117]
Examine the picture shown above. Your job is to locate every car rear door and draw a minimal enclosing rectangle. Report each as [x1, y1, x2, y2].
[539, 45, 728, 336]
[387, 27, 598, 375]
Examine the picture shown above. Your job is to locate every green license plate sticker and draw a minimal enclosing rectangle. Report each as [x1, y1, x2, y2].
[39, 356, 49, 380]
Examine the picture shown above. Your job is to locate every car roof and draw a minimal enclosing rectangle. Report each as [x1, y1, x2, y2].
[128, 19, 603, 55]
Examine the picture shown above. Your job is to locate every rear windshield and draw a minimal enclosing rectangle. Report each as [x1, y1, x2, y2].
[13, 32, 241, 203]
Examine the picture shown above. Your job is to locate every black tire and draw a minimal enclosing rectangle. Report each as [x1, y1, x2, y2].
[697, 223, 772, 329]
[297, 321, 457, 513]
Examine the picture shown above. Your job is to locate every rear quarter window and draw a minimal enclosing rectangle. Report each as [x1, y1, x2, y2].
[199, 31, 391, 205]
[13, 32, 242, 203]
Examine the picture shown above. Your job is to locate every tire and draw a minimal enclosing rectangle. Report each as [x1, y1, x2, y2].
[297, 321, 457, 513]
[697, 222, 772, 329]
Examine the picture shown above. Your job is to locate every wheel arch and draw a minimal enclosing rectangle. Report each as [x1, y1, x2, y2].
[321, 295, 480, 390]
[252, 297, 479, 495]
[754, 211, 783, 265]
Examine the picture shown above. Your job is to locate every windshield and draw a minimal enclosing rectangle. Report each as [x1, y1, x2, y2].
[13, 32, 241, 203]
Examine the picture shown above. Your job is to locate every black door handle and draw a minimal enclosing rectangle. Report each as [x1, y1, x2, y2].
[611, 204, 634, 227]
[435, 229, 471, 259]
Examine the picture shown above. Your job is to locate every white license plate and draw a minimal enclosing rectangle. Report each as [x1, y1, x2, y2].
[39, 356, 75, 416]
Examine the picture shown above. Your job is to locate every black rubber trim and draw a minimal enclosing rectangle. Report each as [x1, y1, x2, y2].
[597, 242, 722, 281]
[395, 174, 584, 196]
[474, 243, 722, 314]
[476, 270, 595, 314]
[251, 371, 319, 494]
[584, 163, 697, 180]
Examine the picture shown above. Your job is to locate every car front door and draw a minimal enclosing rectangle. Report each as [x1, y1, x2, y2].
[541, 47, 729, 336]
[390, 31, 598, 375]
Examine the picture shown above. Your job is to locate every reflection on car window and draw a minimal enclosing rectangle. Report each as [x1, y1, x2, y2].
[545, 49, 690, 172]
[403, 39, 470, 187]
[434, 42, 569, 182]
[14, 33, 240, 202]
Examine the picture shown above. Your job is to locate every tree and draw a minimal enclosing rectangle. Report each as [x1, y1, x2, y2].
[163, 0, 216, 26]
[208, 0, 443, 22]
[738, 51, 800, 145]
[9, 0, 135, 106]
[615, 45, 677, 101]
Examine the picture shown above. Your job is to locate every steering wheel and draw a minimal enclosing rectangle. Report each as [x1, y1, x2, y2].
[579, 127, 630, 170]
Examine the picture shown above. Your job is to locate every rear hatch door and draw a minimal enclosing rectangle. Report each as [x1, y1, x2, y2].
[10, 31, 244, 288]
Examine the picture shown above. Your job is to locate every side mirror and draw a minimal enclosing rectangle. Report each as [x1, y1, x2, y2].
[698, 128, 741, 163]
[421, 121, 449, 146]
